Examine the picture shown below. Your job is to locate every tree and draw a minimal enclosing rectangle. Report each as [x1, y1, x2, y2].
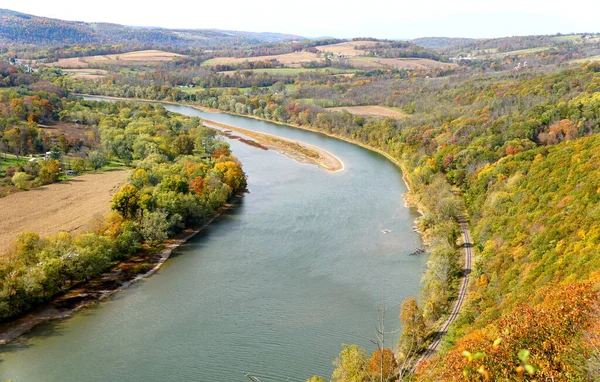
[173, 134, 195, 156]
[39, 159, 61, 184]
[88, 150, 106, 171]
[369, 349, 397, 382]
[332, 344, 369, 382]
[140, 210, 169, 245]
[12, 172, 30, 190]
[397, 297, 426, 360]
[111, 184, 139, 220]
[71, 157, 86, 174]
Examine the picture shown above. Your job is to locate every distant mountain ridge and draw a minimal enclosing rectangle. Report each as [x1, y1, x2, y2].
[411, 37, 478, 50]
[0, 9, 304, 48]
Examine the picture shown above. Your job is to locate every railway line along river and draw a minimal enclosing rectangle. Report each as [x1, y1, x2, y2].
[0, 99, 427, 382]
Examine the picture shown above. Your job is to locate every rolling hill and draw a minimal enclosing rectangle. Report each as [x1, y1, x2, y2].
[0, 9, 303, 48]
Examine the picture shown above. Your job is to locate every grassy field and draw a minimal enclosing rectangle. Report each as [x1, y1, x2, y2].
[62, 68, 109, 79]
[218, 67, 357, 75]
[0, 169, 129, 250]
[315, 40, 378, 56]
[180, 84, 297, 94]
[552, 34, 583, 42]
[570, 54, 600, 64]
[326, 105, 407, 118]
[0, 155, 28, 176]
[202, 52, 323, 68]
[475, 46, 551, 58]
[44, 50, 185, 68]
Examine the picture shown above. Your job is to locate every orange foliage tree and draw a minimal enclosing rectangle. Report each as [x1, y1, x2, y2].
[419, 282, 599, 381]
[369, 348, 397, 382]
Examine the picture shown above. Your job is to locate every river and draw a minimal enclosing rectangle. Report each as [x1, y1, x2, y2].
[0, 100, 427, 381]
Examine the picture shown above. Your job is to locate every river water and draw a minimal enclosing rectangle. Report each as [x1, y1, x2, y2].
[0, 100, 427, 381]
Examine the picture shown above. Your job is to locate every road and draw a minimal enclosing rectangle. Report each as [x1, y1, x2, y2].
[412, 216, 473, 370]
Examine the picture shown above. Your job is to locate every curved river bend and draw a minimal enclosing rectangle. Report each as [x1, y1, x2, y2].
[0, 101, 427, 381]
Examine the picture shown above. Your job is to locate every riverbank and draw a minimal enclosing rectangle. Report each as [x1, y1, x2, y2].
[0, 196, 240, 345]
[202, 119, 344, 173]
[77, 95, 344, 173]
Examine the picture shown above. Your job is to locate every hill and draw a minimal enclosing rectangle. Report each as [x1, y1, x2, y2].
[0, 8, 303, 48]
[411, 37, 477, 50]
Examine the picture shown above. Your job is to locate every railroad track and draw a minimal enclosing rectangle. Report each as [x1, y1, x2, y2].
[412, 216, 473, 370]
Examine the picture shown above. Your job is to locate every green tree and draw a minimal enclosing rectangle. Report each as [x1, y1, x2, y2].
[12, 172, 30, 190]
[111, 184, 140, 220]
[140, 210, 169, 245]
[88, 150, 106, 171]
[71, 157, 86, 174]
[332, 344, 369, 382]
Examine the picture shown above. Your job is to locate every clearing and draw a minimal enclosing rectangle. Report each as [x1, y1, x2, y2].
[0, 169, 129, 252]
[204, 51, 453, 70]
[327, 106, 407, 118]
[44, 50, 185, 68]
[61, 69, 109, 79]
[571, 54, 600, 64]
[474, 46, 551, 58]
[218, 67, 356, 75]
[203, 52, 323, 68]
[315, 41, 379, 56]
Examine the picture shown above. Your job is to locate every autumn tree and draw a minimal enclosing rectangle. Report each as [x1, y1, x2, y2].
[39, 159, 61, 184]
[369, 349, 397, 382]
[332, 344, 370, 382]
[397, 297, 426, 361]
[111, 184, 140, 220]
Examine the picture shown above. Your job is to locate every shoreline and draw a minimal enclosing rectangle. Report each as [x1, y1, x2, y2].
[0, 196, 240, 345]
[77, 94, 344, 173]
[201, 119, 344, 173]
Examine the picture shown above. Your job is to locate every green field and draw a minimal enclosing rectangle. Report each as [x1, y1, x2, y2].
[217, 67, 356, 75]
[180, 84, 297, 95]
[570, 54, 600, 64]
[476, 46, 551, 58]
[0, 155, 28, 176]
[552, 34, 583, 42]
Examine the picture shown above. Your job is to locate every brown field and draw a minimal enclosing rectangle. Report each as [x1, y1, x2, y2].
[62, 68, 109, 79]
[204, 50, 454, 71]
[0, 169, 129, 251]
[327, 105, 407, 118]
[315, 40, 379, 56]
[347, 57, 456, 70]
[204, 52, 324, 68]
[45, 50, 185, 68]
[39, 122, 93, 141]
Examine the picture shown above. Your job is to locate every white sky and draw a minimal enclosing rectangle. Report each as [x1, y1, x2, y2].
[1, 0, 599, 39]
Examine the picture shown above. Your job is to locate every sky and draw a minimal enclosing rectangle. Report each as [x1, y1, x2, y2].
[1, 0, 599, 39]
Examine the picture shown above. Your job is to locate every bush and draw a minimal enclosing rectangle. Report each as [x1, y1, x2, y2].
[12, 172, 30, 190]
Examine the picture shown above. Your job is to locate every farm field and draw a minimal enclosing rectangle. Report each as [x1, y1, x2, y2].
[474, 46, 551, 58]
[315, 40, 379, 56]
[205, 51, 453, 70]
[571, 54, 600, 63]
[203, 52, 324, 68]
[0, 169, 129, 251]
[44, 50, 185, 68]
[61, 68, 109, 79]
[347, 56, 455, 70]
[218, 67, 356, 75]
[326, 105, 407, 118]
